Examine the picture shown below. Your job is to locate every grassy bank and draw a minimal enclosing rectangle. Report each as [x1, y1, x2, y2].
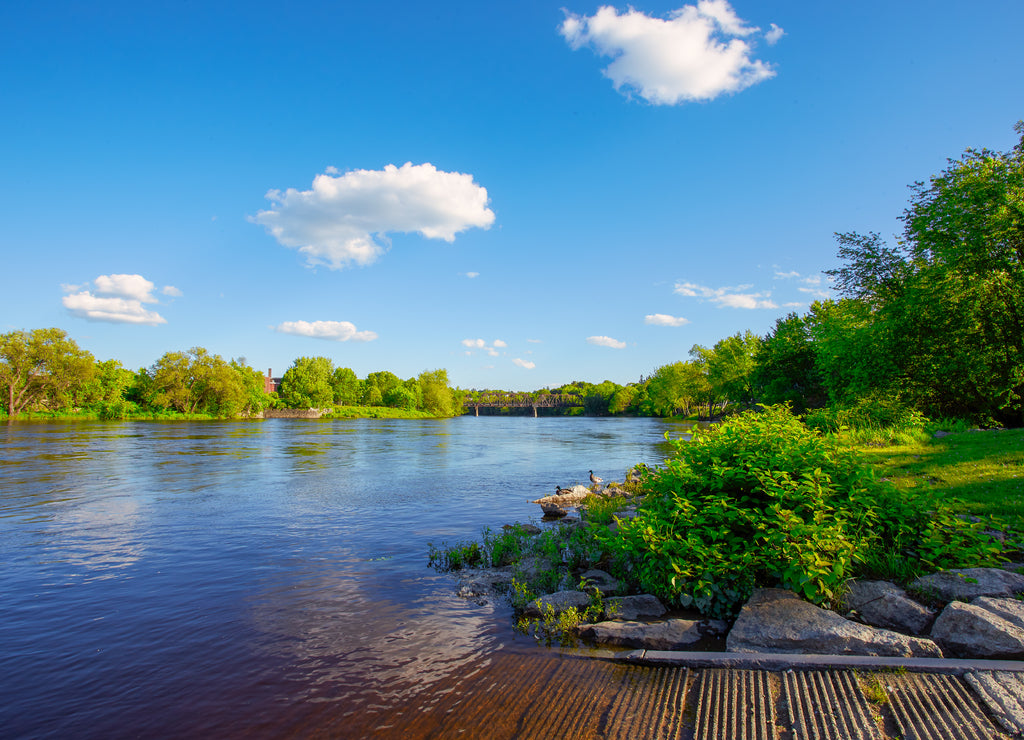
[857, 427, 1024, 526]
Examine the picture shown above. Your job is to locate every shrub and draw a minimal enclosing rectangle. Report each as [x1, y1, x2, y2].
[599, 405, 1009, 618]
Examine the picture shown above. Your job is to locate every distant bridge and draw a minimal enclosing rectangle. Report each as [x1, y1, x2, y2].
[465, 392, 583, 417]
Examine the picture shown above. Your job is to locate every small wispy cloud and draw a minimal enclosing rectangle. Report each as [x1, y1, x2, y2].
[587, 335, 627, 349]
[462, 271, 480, 279]
[513, 358, 536, 369]
[674, 281, 778, 309]
[274, 320, 378, 342]
[645, 313, 690, 327]
[462, 338, 506, 357]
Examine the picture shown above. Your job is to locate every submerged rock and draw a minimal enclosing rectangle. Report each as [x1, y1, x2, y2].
[727, 588, 942, 658]
[522, 590, 592, 618]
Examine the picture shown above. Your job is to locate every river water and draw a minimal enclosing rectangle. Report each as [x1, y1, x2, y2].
[1, 417, 688, 738]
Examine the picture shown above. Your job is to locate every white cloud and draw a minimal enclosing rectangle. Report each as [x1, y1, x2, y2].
[587, 335, 627, 349]
[63, 293, 167, 325]
[673, 281, 778, 309]
[252, 162, 495, 270]
[462, 338, 505, 357]
[765, 23, 785, 45]
[527, 338, 542, 344]
[559, 1, 778, 105]
[493, 339, 507, 348]
[274, 320, 378, 342]
[462, 338, 486, 348]
[463, 271, 480, 278]
[94, 273, 158, 302]
[62, 273, 175, 325]
[645, 313, 690, 327]
[774, 270, 800, 279]
[162, 285, 183, 297]
[513, 358, 536, 369]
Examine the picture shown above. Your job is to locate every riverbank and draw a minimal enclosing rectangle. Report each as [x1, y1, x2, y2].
[435, 414, 1024, 658]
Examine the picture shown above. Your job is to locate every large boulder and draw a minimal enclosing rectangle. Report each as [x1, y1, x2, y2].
[931, 601, 1024, 658]
[974, 596, 1024, 630]
[842, 580, 936, 635]
[602, 594, 666, 621]
[910, 568, 1024, 602]
[579, 619, 709, 650]
[726, 588, 942, 658]
[523, 590, 591, 618]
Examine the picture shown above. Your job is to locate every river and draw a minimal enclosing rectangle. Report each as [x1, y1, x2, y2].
[1, 416, 689, 738]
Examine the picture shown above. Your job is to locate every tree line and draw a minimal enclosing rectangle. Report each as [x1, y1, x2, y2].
[4, 124, 1020, 424]
[0, 337, 460, 419]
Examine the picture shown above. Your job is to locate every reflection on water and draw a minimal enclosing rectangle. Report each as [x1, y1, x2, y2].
[1, 417, 678, 738]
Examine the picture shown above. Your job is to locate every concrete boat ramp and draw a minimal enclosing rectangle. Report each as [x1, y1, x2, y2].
[348, 650, 1024, 738]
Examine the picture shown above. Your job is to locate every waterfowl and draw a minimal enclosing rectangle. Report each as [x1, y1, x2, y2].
[589, 470, 603, 486]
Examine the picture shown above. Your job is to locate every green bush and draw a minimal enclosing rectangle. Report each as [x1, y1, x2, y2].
[804, 397, 930, 445]
[599, 405, 1009, 618]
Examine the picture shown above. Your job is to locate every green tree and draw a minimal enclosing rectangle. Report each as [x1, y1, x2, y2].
[230, 360, 274, 416]
[642, 361, 708, 417]
[331, 367, 361, 406]
[279, 356, 335, 408]
[363, 370, 401, 406]
[0, 328, 95, 417]
[418, 368, 456, 416]
[150, 347, 249, 416]
[751, 313, 825, 409]
[702, 330, 762, 410]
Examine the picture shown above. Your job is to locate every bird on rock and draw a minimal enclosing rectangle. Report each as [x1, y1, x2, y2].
[589, 470, 603, 487]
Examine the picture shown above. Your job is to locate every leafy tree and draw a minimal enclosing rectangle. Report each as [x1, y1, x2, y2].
[642, 361, 708, 417]
[331, 367, 361, 406]
[701, 330, 762, 410]
[583, 380, 621, 415]
[0, 328, 95, 417]
[363, 370, 402, 406]
[418, 368, 456, 416]
[150, 347, 249, 416]
[751, 313, 825, 409]
[608, 384, 639, 415]
[279, 356, 334, 408]
[230, 360, 274, 416]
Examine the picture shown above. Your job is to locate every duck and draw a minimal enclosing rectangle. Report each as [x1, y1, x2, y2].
[589, 470, 604, 486]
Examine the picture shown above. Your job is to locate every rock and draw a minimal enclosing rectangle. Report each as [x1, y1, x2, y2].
[931, 601, 1024, 658]
[457, 581, 490, 598]
[842, 580, 936, 634]
[533, 487, 590, 507]
[579, 619, 709, 650]
[580, 569, 621, 596]
[964, 671, 1024, 736]
[523, 590, 592, 618]
[974, 596, 1024, 630]
[514, 556, 555, 581]
[540, 503, 567, 518]
[726, 588, 942, 658]
[602, 594, 667, 621]
[911, 568, 1024, 602]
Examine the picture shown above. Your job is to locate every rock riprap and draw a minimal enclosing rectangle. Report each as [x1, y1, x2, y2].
[726, 588, 943, 658]
[602, 594, 666, 621]
[931, 600, 1024, 659]
[578, 619, 715, 650]
[842, 580, 936, 635]
[911, 567, 1024, 602]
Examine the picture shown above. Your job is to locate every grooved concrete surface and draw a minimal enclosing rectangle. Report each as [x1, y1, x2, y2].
[315, 653, 1021, 738]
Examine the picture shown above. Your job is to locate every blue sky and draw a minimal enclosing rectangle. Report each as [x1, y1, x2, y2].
[2, 1, 1022, 391]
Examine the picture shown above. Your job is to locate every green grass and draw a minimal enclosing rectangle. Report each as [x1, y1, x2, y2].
[858, 428, 1024, 526]
[322, 405, 445, 419]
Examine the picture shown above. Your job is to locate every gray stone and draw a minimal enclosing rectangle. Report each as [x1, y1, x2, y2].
[726, 588, 942, 658]
[602, 594, 667, 621]
[964, 671, 1024, 736]
[842, 580, 936, 634]
[580, 569, 621, 596]
[910, 567, 1024, 602]
[579, 619, 708, 650]
[540, 503, 567, 518]
[974, 596, 1024, 630]
[523, 590, 591, 618]
[931, 601, 1024, 658]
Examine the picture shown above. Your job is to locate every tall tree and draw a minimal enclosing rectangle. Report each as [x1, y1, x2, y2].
[278, 356, 335, 408]
[0, 328, 95, 417]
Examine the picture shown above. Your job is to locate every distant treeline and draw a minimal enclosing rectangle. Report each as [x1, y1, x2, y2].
[3, 125, 1021, 425]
